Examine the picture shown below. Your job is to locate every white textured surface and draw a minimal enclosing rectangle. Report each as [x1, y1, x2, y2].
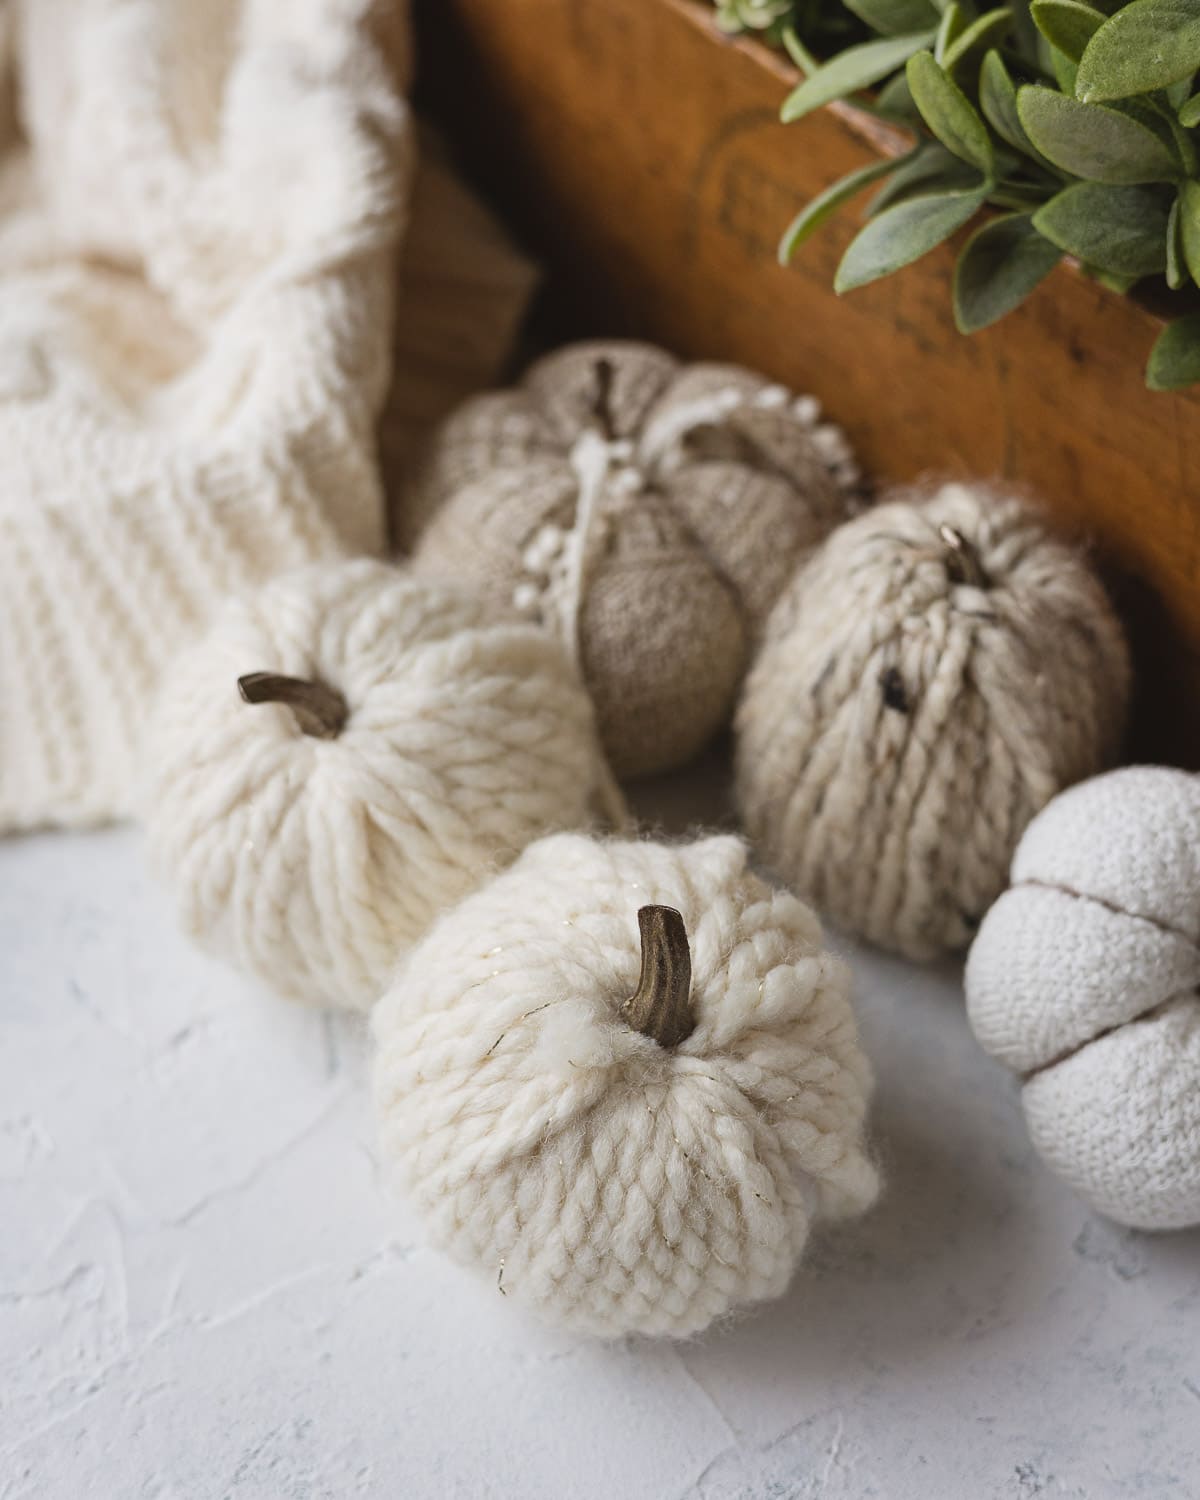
[4, 802, 1200, 1498]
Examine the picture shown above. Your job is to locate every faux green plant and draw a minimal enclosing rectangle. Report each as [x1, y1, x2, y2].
[715, 0, 867, 47]
[718, 0, 1200, 389]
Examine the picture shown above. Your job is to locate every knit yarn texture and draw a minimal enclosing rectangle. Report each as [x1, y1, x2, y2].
[0, 0, 413, 833]
[966, 766, 1200, 1230]
[405, 340, 860, 780]
[372, 832, 879, 1339]
[144, 559, 605, 1013]
[735, 482, 1131, 960]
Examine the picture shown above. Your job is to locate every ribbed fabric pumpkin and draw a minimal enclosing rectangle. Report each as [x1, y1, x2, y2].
[966, 766, 1200, 1230]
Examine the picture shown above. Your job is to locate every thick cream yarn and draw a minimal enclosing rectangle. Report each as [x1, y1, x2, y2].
[735, 482, 1131, 960]
[144, 559, 606, 1013]
[405, 340, 860, 779]
[966, 767, 1200, 1230]
[0, 0, 412, 832]
[372, 832, 879, 1339]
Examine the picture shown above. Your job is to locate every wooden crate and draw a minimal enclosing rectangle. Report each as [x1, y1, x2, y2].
[380, 127, 540, 541]
[413, 0, 1200, 762]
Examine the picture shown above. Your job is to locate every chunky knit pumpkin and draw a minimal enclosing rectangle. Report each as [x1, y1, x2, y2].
[144, 559, 607, 1012]
[736, 482, 1130, 959]
[403, 340, 859, 779]
[372, 831, 878, 1338]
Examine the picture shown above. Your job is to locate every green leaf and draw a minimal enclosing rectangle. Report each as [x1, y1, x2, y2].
[1076, 0, 1200, 103]
[1017, 86, 1183, 181]
[1084, 263, 1140, 291]
[1051, 44, 1080, 94]
[934, 3, 967, 64]
[1168, 113, 1199, 174]
[780, 25, 820, 75]
[1167, 194, 1186, 287]
[867, 143, 982, 211]
[980, 49, 1042, 157]
[1147, 312, 1200, 389]
[843, 0, 941, 34]
[1177, 177, 1200, 284]
[835, 187, 988, 290]
[1030, 0, 1105, 63]
[942, 8, 1015, 79]
[954, 213, 1062, 330]
[778, 152, 916, 263]
[907, 50, 996, 175]
[875, 70, 922, 123]
[1032, 181, 1172, 274]
[781, 31, 938, 122]
[1178, 89, 1200, 126]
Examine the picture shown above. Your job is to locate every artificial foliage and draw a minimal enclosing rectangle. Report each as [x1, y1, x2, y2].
[717, 0, 1200, 389]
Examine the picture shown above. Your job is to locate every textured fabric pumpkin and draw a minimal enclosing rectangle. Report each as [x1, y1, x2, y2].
[372, 832, 879, 1339]
[144, 559, 607, 1012]
[403, 339, 860, 779]
[735, 482, 1131, 959]
[966, 766, 1200, 1230]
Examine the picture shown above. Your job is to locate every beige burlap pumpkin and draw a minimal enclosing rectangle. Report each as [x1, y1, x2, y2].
[401, 340, 859, 779]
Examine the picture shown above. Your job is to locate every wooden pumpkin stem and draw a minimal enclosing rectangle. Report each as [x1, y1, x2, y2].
[589, 356, 617, 441]
[938, 524, 988, 588]
[237, 672, 349, 740]
[624, 904, 694, 1049]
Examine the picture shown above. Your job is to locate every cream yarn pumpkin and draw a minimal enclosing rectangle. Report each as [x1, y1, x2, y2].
[404, 339, 860, 779]
[371, 832, 879, 1339]
[144, 559, 606, 1012]
[735, 482, 1130, 960]
[966, 767, 1200, 1230]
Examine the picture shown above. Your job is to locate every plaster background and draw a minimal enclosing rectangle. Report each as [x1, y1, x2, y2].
[3, 764, 1199, 1499]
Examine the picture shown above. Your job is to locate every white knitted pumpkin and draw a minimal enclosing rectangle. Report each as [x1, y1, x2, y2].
[966, 767, 1200, 1230]
[144, 559, 606, 1013]
[372, 832, 879, 1339]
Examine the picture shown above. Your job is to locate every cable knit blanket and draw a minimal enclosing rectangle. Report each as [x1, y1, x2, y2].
[0, 0, 412, 832]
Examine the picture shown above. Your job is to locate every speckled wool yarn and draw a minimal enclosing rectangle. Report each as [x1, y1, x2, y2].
[966, 767, 1200, 1230]
[0, 0, 413, 833]
[372, 832, 879, 1339]
[144, 559, 606, 1012]
[404, 340, 860, 779]
[735, 482, 1130, 959]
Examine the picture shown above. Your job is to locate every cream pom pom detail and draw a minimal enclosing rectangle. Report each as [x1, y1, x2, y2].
[735, 482, 1131, 960]
[144, 558, 608, 1012]
[371, 832, 879, 1339]
[966, 767, 1200, 1230]
[404, 340, 860, 779]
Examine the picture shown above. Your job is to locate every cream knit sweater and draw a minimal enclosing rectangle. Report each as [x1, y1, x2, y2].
[0, 0, 412, 832]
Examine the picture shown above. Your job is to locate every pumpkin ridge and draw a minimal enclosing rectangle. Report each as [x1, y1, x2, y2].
[1018, 876, 1200, 952]
[1019, 994, 1193, 1084]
